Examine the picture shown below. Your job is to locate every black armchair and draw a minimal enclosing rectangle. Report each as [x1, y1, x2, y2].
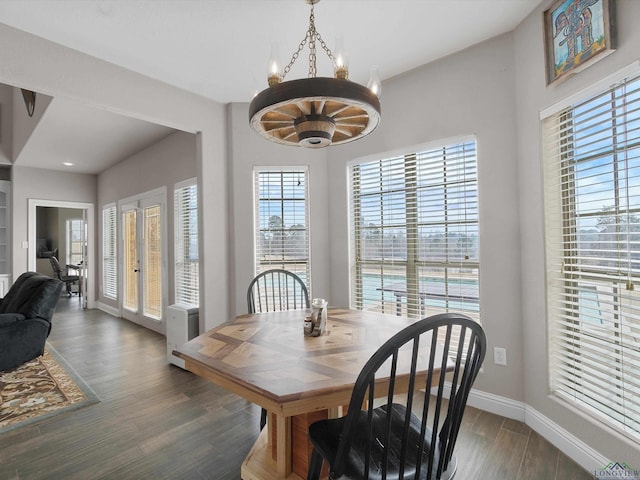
[0, 272, 63, 372]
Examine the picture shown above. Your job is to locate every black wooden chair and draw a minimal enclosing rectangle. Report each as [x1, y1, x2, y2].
[247, 268, 310, 314]
[49, 256, 80, 296]
[306, 313, 486, 480]
[247, 268, 310, 429]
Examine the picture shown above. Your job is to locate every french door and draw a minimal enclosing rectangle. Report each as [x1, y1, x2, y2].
[120, 190, 166, 331]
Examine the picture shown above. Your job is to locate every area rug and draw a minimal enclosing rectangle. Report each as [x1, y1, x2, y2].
[0, 344, 99, 434]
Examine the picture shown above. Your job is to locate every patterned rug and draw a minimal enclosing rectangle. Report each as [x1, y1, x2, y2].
[0, 344, 99, 434]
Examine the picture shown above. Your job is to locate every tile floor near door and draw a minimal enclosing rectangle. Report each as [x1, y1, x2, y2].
[0, 297, 593, 479]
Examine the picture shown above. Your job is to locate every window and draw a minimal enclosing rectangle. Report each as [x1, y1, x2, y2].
[102, 205, 117, 300]
[543, 71, 640, 441]
[66, 218, 84, 265]
[174, 180, 199, 306]
[254, 169, 310, 290]
[349, 140, 480, 322]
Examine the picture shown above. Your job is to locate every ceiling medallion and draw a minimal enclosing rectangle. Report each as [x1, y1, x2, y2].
[249, 0, 381, 148]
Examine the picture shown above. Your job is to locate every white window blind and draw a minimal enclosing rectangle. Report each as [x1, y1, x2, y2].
[254, 169, 310, 290]
[543, 72, 640, 440]
[102, 205, 117, 300]
[350, 140, 480, 323]
[174, 181, 199, 307]
[66, 218, 84, 265]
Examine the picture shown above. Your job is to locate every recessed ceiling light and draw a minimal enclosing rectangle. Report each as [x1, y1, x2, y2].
[63, 162, 74, 167]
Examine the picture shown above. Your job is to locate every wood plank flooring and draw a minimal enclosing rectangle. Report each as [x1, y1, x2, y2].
[0, 297, 593, 480]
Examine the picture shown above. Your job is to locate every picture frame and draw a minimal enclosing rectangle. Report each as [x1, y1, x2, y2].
[543, 0, 616, 86]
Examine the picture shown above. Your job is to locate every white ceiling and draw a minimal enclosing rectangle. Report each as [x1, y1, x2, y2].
[17, 99, 176, 174]
[0, 0, 542, 174]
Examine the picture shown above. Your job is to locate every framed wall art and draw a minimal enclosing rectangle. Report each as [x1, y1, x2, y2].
[543, 0, 616, 86]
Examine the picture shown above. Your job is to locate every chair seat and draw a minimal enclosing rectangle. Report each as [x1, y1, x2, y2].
[60, 275, 79, 282]
[309, 403, 457, 480]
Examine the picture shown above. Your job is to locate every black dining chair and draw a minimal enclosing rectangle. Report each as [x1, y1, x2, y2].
[306, 313, 486, 480]
[247, 268, 310, 430]
[49, 256, 80, 296]
[247, 268, 310, 314]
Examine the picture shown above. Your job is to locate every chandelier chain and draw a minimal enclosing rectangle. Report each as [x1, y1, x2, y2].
[283, 32, 309, 79]
[282, 2, 335, 81]
[309, 20, 317, 77]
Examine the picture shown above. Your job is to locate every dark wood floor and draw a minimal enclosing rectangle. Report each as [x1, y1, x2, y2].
[0, 297, 593, 480]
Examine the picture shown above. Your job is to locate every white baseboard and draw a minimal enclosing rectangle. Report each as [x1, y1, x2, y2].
[95, 301, 119, 318]
[466, 388, 526, 422]
[434, 384, 608, 473]
[467, 390, 609, 472]
[524, 405, 609, 472]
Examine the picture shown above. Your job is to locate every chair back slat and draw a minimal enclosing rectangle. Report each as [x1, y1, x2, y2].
[247, 269, 310, 314]
[322, 313, 486, 480]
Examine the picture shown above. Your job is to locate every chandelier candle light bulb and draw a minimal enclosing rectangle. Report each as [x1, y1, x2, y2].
[267, 43, 283, 87]
[333, 35, 349, 80]
[367, 66, 382, 98]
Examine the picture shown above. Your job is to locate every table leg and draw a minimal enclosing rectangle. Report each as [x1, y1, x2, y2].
[275, 414, 291, 477]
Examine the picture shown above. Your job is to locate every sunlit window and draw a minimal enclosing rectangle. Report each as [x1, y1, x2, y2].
[66, 218, 84, 265]
[543, 71, 640, 441]
[254, 169, 310, 292]
[102, 205, 117, 299]
[175, 180, 199, 306]
[349, 139, 480, 322]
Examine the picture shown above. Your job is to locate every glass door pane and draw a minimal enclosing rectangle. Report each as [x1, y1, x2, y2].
[123, 209, 138, 312]
[143, 205, 161, 319]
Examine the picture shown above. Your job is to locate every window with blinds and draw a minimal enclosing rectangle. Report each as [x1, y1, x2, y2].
[543, 72, 640, 440]
[102, 205, 117, 300]
[66, 218, 84, 265]
[254, 169, 310, 290]
[174, 180, 199, 307]
[349, 140, 480, 323]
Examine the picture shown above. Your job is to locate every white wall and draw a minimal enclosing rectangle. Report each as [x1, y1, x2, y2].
[12, 166, 96, 273]
[97, 130, 197, 311]
[514, 0, 640, 465]
[0, 84, 12, 165]
[227, 103, 331, 316]
[0, 22, 228, 332]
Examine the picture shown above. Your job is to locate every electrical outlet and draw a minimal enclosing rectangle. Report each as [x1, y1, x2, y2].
[493, 347, 507, 366]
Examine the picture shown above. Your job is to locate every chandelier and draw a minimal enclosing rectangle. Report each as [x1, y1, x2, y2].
[249, 0, 381, 148]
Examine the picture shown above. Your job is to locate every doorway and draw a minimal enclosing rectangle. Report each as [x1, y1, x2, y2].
[119, 188, 166, 333]
[28, 199, 95, 309]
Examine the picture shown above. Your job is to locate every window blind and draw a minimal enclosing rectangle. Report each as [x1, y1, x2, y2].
[174, 182, 199, 307]
[543, 72, 640, 440]
[350, 140, 480, 324]
[66, 219, 84, 265]
[102, 205, 117, 299]
[254, 169, 310, 291]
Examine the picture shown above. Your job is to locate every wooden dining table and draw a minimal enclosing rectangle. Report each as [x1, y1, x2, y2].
[173, 307, 446, 480]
